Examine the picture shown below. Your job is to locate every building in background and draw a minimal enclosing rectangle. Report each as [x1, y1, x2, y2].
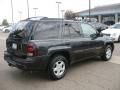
[76, 3, 120, 25]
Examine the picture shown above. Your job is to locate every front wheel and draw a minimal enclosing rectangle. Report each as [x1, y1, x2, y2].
[101, 45, 113, 61]
[48, 55, 68, 80]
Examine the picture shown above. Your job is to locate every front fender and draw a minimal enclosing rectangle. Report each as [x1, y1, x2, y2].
[103, 40, 114, 51]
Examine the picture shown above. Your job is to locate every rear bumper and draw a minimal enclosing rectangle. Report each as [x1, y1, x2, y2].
[4, 51, 49, 71]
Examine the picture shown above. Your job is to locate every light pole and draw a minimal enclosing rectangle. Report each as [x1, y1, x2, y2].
[11, 0, 14, 24]
[89, 0, 91, 22]
[33, 8, 38, 16]
[56, 2, 61, 18]
[18, 11, 22, 21]
[27, 0, 30, 18]
[61, 10, 65, 19]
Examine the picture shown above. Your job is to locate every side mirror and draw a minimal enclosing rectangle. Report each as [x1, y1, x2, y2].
[96, 32, 103, 37]
[90, 33, 97, 39]
[97, 27, 103, 33]
[100, 33, 103, 37]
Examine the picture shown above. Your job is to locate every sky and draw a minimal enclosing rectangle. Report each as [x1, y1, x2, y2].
[0, 0, 120, 23]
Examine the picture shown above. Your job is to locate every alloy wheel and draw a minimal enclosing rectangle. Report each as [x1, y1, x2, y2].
[106, 47, 112, 59]
[53, 60, 65, 77]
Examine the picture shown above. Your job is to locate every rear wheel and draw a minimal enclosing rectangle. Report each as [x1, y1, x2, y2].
[101, 45, 113, 61]
[48, 55, 68, 80]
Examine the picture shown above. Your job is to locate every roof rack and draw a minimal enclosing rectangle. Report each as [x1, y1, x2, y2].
[26, 16, 48, 21]
[25, 17, 82, 23]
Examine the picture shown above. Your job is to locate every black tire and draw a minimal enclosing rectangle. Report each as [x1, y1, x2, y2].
[101, 45, 113, 61]
[118, 36, 120, 42]
[48, 55, 68, 80]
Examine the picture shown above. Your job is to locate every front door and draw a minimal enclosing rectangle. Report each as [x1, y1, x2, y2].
[63, 22, 91, 62]
[80, 23, 104, 57]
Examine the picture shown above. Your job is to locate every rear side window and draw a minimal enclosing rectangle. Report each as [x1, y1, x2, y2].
[34, 21, 61, 40]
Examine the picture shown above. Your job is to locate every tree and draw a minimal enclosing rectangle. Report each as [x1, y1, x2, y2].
[2, 19, 9, 26]
[64, 10, 77, 20]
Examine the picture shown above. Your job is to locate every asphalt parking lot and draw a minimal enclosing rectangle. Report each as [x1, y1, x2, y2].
[0, 32, 120, 90]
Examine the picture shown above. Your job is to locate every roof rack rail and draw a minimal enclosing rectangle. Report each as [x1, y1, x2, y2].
[26, 16, 48, 21]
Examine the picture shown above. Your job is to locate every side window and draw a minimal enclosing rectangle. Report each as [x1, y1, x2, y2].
[34, 21, 60, 40]
[63, 25, 70, 39]
[69, 22, 82, 38]
[81, 24, 97, 38]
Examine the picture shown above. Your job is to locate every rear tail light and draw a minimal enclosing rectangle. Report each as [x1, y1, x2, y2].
[26, 42, 38, 56]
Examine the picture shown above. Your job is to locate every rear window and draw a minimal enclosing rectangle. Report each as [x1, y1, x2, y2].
[11, 21, 34, 40]
[34, 21, 61, 40]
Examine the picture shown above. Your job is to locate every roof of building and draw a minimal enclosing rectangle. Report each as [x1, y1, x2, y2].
[77, 3, 120, 16]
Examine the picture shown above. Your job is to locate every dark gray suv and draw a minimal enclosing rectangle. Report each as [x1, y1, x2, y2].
[4, 17, 114, 80]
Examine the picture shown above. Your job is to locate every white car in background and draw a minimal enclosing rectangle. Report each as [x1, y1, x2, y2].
[2, 26, 13, 33]
[0, 26, 5, 31]
[102, 23, 120, 42]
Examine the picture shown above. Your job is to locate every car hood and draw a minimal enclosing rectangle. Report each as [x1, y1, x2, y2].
[102, 29, 120, 34]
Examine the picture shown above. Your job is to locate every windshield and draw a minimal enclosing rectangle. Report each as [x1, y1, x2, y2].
[111, 24, 120, 29]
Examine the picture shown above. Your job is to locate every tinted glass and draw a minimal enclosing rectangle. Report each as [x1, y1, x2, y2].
[63, 25, 70, 39]
[81, 24, 97, 38]
[10, 21, 34, 40]
[69, 22, 81, 38]
[34, 21, 60, 40]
